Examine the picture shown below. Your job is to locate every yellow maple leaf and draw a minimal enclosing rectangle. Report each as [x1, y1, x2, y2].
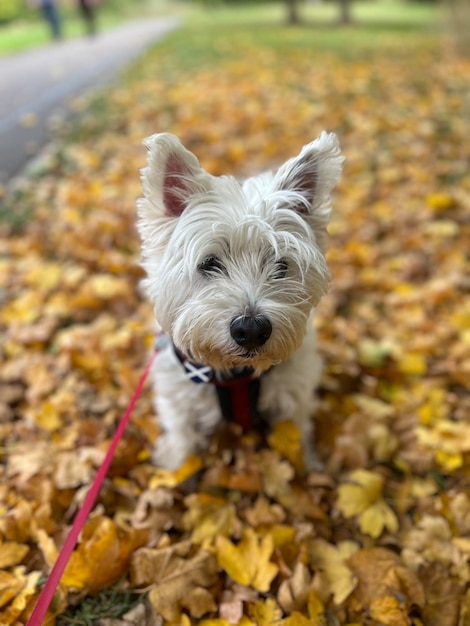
[435, 449, 462, 471]
[184, 494, 237, 546]
[359, 501, 399, 538]
[0, 570, 23, 609]
[149, 455, 202, 490]
[280, 612, 316, 626]
[175, 454, 204, 483]
[0, 567, 41, 624]
[336, 469, 398, 538]
[216, 528, 278, 592]
[308, 539, 357, 605]
[62, 516, 147, 592]
[70, 274, 131, 309]
[417, 388, 448, 426]
[200, 618, 254, 626]
[34, 528, 59, 570]
[451, 305, 470, 337]
[307, 589, 327, 625]
[30, 400, 62, 432]
[268, 419, 305, 471]
[87, 274, 132, 300]
[337, 469, 383, 517]
[24, 261, 62, 292]
[396, 352, 427, 376]
[1, 290, 43, 324]
[258, 449, 294, 498]
[263, 523, 296, 548]
[426, 192, 456, 212]
[279, 589, 327, 625]
[248, 597, 283, 625]
[61, 549, 91, 591]
[416, 420, 470, 471]
[0, 542, 29, 569]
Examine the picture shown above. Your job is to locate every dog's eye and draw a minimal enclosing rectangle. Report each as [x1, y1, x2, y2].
[272, 259, 288, 280]
[198, 256, 227, 277]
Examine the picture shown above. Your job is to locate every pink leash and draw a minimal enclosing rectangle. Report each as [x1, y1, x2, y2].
[26, 349, 157, 626]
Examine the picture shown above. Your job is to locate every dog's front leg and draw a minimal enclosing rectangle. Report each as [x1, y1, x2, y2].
[151, 346, 222, 469]
[258, 325, 323, 470]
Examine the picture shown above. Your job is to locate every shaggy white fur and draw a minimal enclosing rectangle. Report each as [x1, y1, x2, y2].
[137, 132, 343, 469]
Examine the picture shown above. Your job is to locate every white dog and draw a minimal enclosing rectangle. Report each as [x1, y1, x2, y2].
[137, 133, 343, 470]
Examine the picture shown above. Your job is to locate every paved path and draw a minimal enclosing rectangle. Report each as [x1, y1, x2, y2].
[0, 16, 179, 185]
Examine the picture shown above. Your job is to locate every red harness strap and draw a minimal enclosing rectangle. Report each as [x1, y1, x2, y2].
[212, 375, 261, 430]
[172, 343, 262, 430]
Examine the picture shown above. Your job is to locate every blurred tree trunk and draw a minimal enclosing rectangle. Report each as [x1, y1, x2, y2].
[285, 0, 353, 26]
[447, 0, 470, 55]
[338, 0, 352, 25]
[285, 0, 301, 25]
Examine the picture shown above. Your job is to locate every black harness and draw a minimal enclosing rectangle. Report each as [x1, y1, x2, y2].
[172, 343, 264, 430]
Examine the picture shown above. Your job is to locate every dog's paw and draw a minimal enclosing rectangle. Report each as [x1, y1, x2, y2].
[303, 444, 324, 472]
[151, 430, 209, 470]
[151, 434, 189, 470]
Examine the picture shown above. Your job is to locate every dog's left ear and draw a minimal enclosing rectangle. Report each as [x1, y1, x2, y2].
[275, 131, 344, 218]
[140, 133, 210, 218]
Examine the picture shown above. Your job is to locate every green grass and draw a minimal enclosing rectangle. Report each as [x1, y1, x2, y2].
[129, 0, 440, 73]
[178, 1, 438, 61]
[189, 0, 439, 29]
[0, 19, 97, 54]
[57, 588, 144, 626]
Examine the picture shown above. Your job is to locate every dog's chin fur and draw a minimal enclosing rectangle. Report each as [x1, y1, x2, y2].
[137, 132, 343, 470]
[178, 346, 288, 378]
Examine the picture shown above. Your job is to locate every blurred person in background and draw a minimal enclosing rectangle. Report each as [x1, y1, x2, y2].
[77, 0, 98, 36]
[29, 0, 62, 40]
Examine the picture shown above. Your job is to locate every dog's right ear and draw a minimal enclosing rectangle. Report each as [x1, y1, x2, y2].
[140, 134, 208, 218]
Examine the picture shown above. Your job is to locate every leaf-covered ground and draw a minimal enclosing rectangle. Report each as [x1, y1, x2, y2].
[1, 14, 470, 626]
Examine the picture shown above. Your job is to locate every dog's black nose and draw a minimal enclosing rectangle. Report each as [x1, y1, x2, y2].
[230, 315, 272, 351]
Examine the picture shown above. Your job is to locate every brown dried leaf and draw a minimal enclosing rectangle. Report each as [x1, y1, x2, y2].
[369, 594, 412, 626]
[277, 561, 312, 613]
[244, 495, 286, 527]
[219, 584, 259, 624]
[131, 544, 218, 622]
[419, 563, 463, 626]
[347, 547, 425, 615]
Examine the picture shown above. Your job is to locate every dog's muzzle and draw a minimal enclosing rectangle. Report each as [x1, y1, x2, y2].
[230, 315, 272, 351]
